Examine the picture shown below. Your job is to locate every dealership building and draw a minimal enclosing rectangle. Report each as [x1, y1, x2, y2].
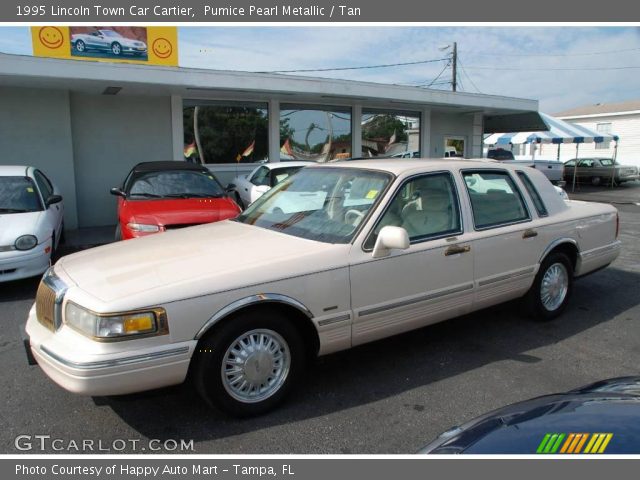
[0, 52, 543, 231]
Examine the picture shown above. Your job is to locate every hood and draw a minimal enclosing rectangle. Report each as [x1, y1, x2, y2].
[121, 197, 240, 227]
[57, 220, 347, 307]
[0, 211, 45, 246]
[421, 377, 640, 454]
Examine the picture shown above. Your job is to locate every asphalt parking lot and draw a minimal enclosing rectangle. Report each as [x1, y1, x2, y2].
[2, 182, 639, 454]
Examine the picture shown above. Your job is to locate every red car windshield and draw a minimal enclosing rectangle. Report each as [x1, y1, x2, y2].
[127, 170, 225, 199]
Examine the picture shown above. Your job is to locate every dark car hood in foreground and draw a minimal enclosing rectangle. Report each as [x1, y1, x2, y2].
[420, 377, 640, 454]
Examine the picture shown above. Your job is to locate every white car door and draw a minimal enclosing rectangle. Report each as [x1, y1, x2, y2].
[460, 169, 546, 310]
[349, 171, 475, 346]
[33, 170, 63, 247]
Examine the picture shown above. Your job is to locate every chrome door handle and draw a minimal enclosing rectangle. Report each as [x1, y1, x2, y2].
[523, 229, 538, 239]
[445, 245, 471, 256]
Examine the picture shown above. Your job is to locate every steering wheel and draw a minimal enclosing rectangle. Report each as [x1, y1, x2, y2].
[345, 209, 366, 226]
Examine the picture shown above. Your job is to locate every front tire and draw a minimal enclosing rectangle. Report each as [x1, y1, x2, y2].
[524, 252, 573, 321]
[111, 42, 122, 56]
[591, 176, 602, 186]
[114, 224, 123, 241]
[193, 310, 305, 417]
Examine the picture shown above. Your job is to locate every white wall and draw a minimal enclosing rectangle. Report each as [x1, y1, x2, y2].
[0, 87, 79, 229]
[429, 112, 475, 157]
[559, 113, 640, 166]
[69, 93, 174, 227]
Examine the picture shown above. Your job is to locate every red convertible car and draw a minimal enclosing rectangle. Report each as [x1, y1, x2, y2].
[110, 161, 241, 240]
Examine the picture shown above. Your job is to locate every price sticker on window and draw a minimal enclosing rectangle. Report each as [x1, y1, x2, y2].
[365, 190, 379, 199]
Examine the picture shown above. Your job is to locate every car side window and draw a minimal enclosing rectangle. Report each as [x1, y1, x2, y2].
[578, 159, 594, 168]
[516, 171, 548, 217]
[250, 167, 270, 186]
[364, 172, 462, 249]
[33, 170, 54, 200]
[463, 170, 530, 229]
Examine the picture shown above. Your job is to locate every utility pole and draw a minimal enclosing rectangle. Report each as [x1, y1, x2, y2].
[452, 42, 457, 92]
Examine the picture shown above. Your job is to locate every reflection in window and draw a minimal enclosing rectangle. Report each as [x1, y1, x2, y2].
[183, 103, 268, 164]
[361, 110, 420, 158]
[280, 105, 351, 162]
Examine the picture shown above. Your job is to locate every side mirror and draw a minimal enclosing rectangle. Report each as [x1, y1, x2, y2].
[110, 187, 126, 197]
[45, 194, 63, 206]
[372, 226, 410, 258]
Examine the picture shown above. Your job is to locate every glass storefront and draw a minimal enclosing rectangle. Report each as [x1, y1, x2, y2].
[183, 102, 268, 164]
[280, 105, 352, 162]
[361, 109, 420, 158]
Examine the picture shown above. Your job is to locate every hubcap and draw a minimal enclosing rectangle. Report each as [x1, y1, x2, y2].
[221, 329, 290, 403]
[540, 263, 569, 311]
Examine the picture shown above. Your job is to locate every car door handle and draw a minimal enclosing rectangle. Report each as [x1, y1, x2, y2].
[445, 245, 471, 256]
[522, 229, 538, 239]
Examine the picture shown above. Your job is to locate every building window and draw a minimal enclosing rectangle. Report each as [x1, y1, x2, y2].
[596, 122, 612, 150]
[361, 109, 420, 158]
[183, 102, 268, 164]
[279, 105, 351, 161]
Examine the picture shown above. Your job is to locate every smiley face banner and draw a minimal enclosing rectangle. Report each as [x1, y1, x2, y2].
[31, 26, 178, 66]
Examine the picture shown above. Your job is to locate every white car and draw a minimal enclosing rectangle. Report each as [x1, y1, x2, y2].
[25, 159, 620, 416]
[71, 29, 147, 57]
[0, 166, 64, 282]
[228, 161, 313, 209]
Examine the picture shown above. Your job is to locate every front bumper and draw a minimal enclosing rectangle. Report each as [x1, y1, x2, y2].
[0, 242, 51, 282]
[25, 304, 196, 396]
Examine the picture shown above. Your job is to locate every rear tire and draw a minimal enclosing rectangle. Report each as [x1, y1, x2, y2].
[524, 252, 573, 321]
[192, 309, 305, 417]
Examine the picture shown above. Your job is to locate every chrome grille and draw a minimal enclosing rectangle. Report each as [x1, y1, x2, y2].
[35, 268, 68, 332]
[36, 281, 56, 331]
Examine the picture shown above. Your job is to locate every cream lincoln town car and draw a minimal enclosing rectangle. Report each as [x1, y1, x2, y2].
[25, 159, 621, 416]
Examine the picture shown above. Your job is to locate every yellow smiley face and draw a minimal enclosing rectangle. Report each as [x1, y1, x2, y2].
[152, 38, 173, 59]
[39, 27, 64, 49]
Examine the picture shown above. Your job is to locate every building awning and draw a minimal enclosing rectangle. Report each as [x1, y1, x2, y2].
[484, 112, 619, 145]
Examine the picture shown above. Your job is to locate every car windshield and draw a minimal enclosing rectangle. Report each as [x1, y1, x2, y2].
[235, 167, 392, 244]
[127, 170, 225, 199]
[599, 159, 615, 166]
[0, 176, 42, 213]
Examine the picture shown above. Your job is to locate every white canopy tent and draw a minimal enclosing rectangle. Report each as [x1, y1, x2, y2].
[484, 112, 620, 190]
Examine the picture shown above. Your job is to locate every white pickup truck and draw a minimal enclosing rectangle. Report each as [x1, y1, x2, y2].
[487, 148, 565, 185]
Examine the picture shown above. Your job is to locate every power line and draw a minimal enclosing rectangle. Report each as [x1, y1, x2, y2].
[408, 60, 451, 88]
[463, 64, 640, 71]
[460, 46, 640, 58]
[458, 57, 482, 94]
[256, 57, 449, 74]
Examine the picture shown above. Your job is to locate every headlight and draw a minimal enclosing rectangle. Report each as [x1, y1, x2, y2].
[65, 302, 167, 340]
[15, 235, 37, 251]
[127, 223, 160, 233]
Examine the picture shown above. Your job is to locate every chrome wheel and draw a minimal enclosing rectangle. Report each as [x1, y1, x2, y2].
[221, 329, 290, 403]
[540, 263, 568, 312]
[111, 43, 121, 55]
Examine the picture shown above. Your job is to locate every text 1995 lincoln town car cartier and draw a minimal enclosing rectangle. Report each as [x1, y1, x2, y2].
[25, 159, 621, 416]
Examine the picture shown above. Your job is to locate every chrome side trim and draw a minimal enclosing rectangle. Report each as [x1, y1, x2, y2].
[358, 283, 474, 318]
[478, 267, 536, 287]
[579, 241, 621, 260]
[39, 345, 189, 370]
[42, 267, 68, 330]
[317, 314, 351, 327]
[538, 237, 579, 264]
[195, 293, 314, 340]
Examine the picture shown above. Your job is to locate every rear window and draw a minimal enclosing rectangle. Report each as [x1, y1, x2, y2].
[517, 171, 548, 217]
[487, 149, 515, 161]
[463, 170, 530, 229]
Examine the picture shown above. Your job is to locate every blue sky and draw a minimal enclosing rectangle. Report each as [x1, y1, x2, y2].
[2, 26, 639, 112]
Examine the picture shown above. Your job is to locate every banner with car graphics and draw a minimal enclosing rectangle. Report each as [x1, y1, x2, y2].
[31, 26, 178, 66]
